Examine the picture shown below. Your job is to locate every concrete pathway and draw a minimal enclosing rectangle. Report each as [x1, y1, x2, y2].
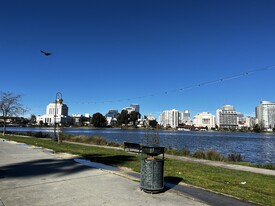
[0, 139, 258, 206]
[0, 139, 207, 206]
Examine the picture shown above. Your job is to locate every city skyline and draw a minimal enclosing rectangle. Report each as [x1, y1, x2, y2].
[37, 98, 269, 121]
[1, 0, 275, 118]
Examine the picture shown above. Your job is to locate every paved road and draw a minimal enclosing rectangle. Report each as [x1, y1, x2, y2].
[0, 139, 256, 206]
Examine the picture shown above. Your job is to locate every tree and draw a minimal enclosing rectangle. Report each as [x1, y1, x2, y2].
[149, 120, 158, 128]
[79, 115, 90, 126]
[0, 92, 26, 136]
[30, 114, 37, 125]
[117, 110, 129, 126]
[91, 112, 106, 127]
[129, 111, 140, 126]
[253, 124, 261, 133]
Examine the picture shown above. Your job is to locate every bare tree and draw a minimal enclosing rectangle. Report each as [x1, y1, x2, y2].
[0, 91, 27, 136]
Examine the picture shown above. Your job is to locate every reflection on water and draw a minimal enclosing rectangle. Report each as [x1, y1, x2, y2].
[2, 127, 275, 164]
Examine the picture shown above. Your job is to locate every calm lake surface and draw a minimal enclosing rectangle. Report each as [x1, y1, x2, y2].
[3, 127, 275, 165]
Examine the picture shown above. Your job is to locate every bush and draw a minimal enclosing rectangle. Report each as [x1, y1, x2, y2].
[228, 153, 243, 162]
[178, 148, 191, 156]
[164, 147, 189, 156]
[33, 132, 51, 138]
[192, 150, 206, 159]
[60, 134, 108, 145]
[107, 142, 122, 147]
[205, 149, 224, 161]
[92, 136, 108, 145]
[257, 164, 275, 170]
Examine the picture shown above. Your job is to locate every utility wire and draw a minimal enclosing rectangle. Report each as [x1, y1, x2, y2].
[70, 64, 275, 105]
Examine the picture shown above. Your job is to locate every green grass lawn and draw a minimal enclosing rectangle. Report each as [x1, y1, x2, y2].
[2, 135, 275, 206]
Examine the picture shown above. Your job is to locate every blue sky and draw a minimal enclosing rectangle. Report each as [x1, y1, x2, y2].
[1, 0, 275, 119]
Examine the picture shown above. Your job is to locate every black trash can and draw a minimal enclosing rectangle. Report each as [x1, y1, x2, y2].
[140, 146, 165, 193]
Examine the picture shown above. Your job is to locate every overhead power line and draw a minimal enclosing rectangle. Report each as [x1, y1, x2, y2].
[71, 64, 275, 105]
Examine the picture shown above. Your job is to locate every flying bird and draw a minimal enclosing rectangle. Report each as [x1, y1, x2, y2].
[40, 50, 52, 56]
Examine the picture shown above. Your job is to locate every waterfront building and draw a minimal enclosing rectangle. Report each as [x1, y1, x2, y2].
[256, 101, 275, 130]
[37, 98, 70, 126]
[146, 113, 156, 121]
[193, 112, 215, 129]
[241, 116, 256, 130]
[105, 110, 118, 118]
[179, 110, 191, 125]
[105, 110, 118, 126]
[159, 109, 179, 128]
[216, 105, 238, 130]
[130, 104, 140, 113]
[123, 104, 140, 114]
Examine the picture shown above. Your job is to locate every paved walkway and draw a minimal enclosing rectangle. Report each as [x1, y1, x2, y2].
[0, 139, 207, 206]
[0, 139, 257, 206]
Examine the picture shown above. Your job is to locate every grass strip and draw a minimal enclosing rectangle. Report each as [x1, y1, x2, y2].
[2, 135, 275, 206]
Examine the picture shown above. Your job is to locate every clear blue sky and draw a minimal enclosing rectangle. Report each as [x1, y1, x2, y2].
[1, 0, 275, 119]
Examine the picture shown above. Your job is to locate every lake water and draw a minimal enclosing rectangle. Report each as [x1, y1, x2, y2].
[3, 127, 275, 165]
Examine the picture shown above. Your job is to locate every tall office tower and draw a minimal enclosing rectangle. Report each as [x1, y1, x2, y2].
[256, 101, 275, 129]
[130, 104, 140, 113]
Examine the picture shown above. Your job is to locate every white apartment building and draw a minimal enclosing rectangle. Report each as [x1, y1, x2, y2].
[37, 98, 70, 126]
[193, 112, 215, 128]
[256, 101, 275, 129]
[159, 109, 179, 128]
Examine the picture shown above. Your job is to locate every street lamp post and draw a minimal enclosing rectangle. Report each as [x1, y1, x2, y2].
[53, 92, 62, 141]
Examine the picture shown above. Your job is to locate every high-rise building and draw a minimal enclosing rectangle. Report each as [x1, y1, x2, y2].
[159, 109, 179, 128]
[123, 104, 140, 114]
[216, 105, 238, 130]
[130, 104, 140, 113]
[179, 109, 191, 125]
[256, 101, 275, 129]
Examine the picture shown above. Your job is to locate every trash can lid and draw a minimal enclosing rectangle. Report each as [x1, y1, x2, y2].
[141, 145, 165, 156]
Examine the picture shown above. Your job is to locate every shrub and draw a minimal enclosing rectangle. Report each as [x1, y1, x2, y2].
[33, 132, 51, 138]
[257, 164, 275, 170]
[165, 147, 178, 155]
[92, 136, 108, 145]
[205, 149, 224, 161]
[228, 153, 243, 162]
[192, 150, 206, 159]
[178, 148, 191, 156]
[60, 134, 108, 146]
[107, 142, 122, 147]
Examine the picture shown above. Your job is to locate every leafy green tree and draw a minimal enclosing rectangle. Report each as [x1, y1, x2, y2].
[79, 115, 90, 126]
[149, 120, 158, 128]
[0, 91, 26, 136]
[129, 111, 140, 125]
[39, 120, 44, 126]
[117, 110, 129, 126]
[30, 114, 37, 125]
[253, 124, 261, 133]
[91, 112, 106, 127]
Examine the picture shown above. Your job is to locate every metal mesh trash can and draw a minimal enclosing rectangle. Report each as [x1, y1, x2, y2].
[140, 146, 165, 193]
